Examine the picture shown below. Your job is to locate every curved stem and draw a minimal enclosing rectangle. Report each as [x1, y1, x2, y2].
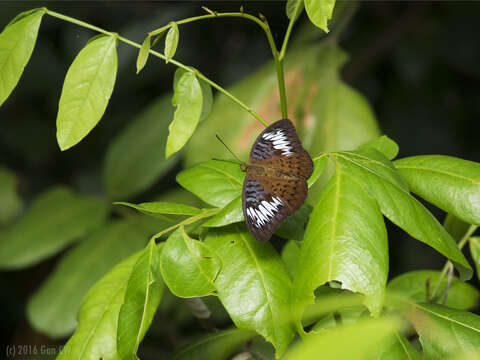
[430, 224, 477, 300]
[150, 11, 287, 121]
[43, 8, 268, 127]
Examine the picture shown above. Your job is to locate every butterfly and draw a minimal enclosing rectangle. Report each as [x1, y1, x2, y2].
[241, 119, 313, 242]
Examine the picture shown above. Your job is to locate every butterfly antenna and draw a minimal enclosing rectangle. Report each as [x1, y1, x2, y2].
[215, 134, 242, 163]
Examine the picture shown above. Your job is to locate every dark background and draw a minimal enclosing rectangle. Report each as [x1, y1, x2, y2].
[0, 1, 479, 358]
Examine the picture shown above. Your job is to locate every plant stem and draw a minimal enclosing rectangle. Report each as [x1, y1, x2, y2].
[43, 8, 268, 127]
[430, 224, 477, 300]
[279, 13, 297, 61]
[149, 10, 288, 121]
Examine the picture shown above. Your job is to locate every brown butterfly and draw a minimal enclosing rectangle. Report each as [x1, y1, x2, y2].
[241, 119, 313, 242]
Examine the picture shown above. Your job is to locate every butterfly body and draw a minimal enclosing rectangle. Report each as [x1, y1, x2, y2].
[241, 119, 313, 242]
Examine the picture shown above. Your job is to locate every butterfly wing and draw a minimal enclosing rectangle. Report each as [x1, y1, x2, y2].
[242, 172, 308, 242]
[249, 119, 313, 179]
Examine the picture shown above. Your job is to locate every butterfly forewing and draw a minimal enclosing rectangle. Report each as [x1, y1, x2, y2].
[242, 119, 313, 242]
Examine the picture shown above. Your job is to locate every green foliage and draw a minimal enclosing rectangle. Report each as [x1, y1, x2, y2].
[56, 34, 118, 150]
[0, 8, 44, 106]
[0, 187, 108, 269]
[2, 3, 480, 360]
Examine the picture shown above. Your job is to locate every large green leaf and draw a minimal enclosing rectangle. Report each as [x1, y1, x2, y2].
[103, 95, 179, 199]
[56, 34, 118, 150]
[0, 166, 22, 225]
[205, 225, 294, 357]
[293, 162, 388, 322]
[369, 332, 421, 360]
[387, 270, 479, 310]
[0, 187, 108, 269]
[27, 220, 149, 338]
[409, 303, 480, 358]
[177, 160, 243, 207]
[57, 244, 162, 360]
[117, 240, 164, 359]
[166, 69, 203, 158]
[0, 9, 44, 107]
[304, 0, 336, 33]
[115, 201, 201, 217]
[172, 329, 256, 360]
[395, 155, 480, 226]
[284, 317, 401, 360]
[469, 237, 480, 280]
[336, 149, 472, 280]
[160, 226, 220, 297]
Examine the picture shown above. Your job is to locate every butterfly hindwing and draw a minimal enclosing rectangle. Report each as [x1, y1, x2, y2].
[249, 119, 313, 180]
[242, 172, 308, 242]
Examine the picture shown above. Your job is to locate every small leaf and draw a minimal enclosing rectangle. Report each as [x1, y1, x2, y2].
[26, 220, 149, 338]
[172, 329, 256, 360]
[337, 149, 472, 280]
[117, 240, 165, 359]
[356, 135, 399, 160]
[0, 167, 22, 225]
[166, 70, 203, 158]
[136, 35, 151, 74]
[115, 201, 201, 217]
[284, 317, 401, 360]
[103, 95, 179, 199]
[57, 248, 149, 360]
[387, 270, 479, 310]
[56, 34, 118, 150]
[160, 226, 220, 297]
[0, 187, 108, 269]
[286, 0, 304, 21]
[304, 0, 336, 33]
[307, 155, 328, 188]
[395, 155, 480, 226]
[470, 237, 480, 280]
[0, 9, 44, 107]
[205, 225, 295, 357]
[176, 160, 243, 207]
[409, 303, 480, 358]
[203, 196, 243, 227]
[164, 22, 179, 63]
[293, 162, 388, 324]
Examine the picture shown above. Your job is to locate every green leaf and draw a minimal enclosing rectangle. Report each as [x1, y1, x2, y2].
[0, 187, 108, 269]
[395, 155, 480, 226]
[356, 135, 399, 160]
[177, 160, 243, 207]
[286, 0, 304, 21]
[276, 204, 312, 241]
[205, 225, 295, 357]
[117, 240, 164, 359]
[0, 9, 44, 107]
[56, 34, 118, 150]
[203, 196, 243, 227]
[336, 149, 472, 280]
[199, 78, 213, 122]
[172, 329, 256, 360]
[284, 317, 401, 360]
[469, 237, 480, 280]
[57, 247, 150, 360]
[164, 22, 179, 63]
[281, 240, 301, 278]
[370, 332, 421, 360]
[409, 303, 480, 358]
[304, 0, 336, 33]
[293, 162, 388, 323]
[0, 167, 22, 225]
[136, 35, 151, 74]
[445, 213, 473, 242]
[387, 270, 479, 310]
[26, 220, 149, 338]
[160, 226, 220, 297]
[103, 95, 179, 199]
[308, 156, 328, 188]
[166, 70, 203, 158]
[115, 201, 201, 217]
